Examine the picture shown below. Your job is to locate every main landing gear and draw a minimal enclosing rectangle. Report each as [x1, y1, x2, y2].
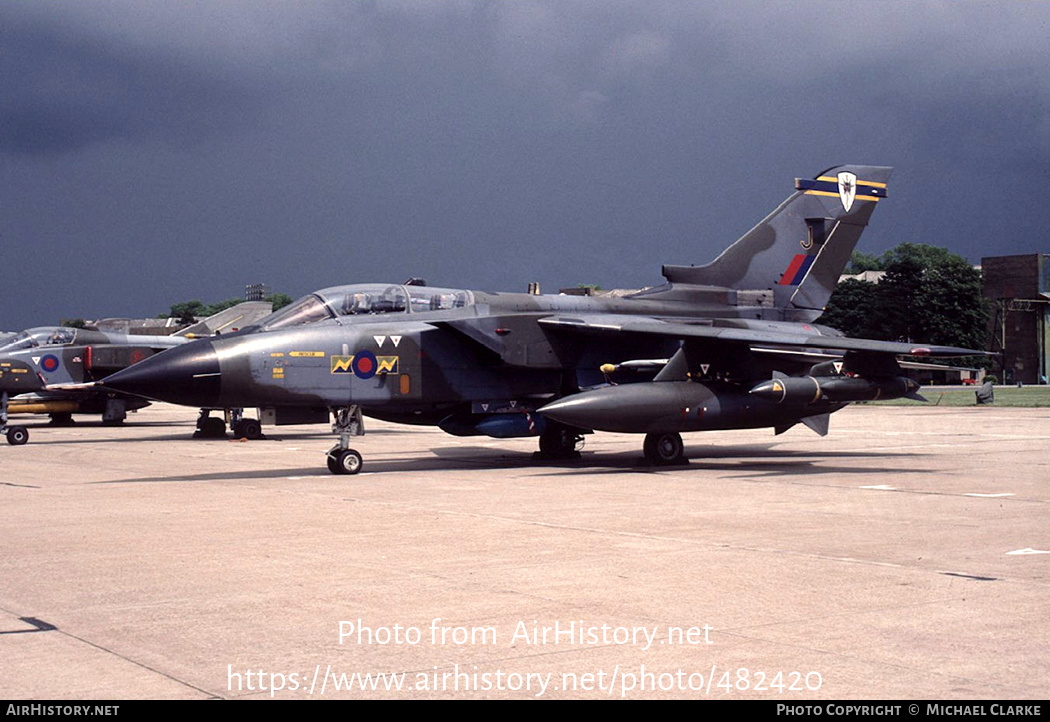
[1, 392, 29, 446]
[194, 409, 264, 440]
[101, 398, 127, 427]
[228, 408, 264, 440]
[536, 421, 585, 460]
[232, 416, 263, 440]
[642, 432, 687, 466]
[327, 404, 364, 475]
[194, 409, 227, 438]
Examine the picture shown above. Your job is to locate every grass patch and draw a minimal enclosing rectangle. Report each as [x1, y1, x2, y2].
[861, 385, 1050, 407]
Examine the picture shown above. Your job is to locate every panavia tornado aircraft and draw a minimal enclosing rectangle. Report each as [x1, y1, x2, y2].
[98, 165, 985, 474]
[0, 302, 272, 444]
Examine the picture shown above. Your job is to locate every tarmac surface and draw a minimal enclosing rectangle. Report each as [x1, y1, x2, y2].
[1, 402, 1047, 700]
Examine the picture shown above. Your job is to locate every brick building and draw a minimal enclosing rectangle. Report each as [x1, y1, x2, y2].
[982, 254, 1050, 384]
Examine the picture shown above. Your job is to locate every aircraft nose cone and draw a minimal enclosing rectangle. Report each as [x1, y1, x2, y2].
[101, 340, 221, 407]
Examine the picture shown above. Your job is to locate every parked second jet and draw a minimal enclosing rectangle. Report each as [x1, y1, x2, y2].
[0, 302, 272, 444]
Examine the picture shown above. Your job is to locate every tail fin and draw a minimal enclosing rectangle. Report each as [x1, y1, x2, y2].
[662, 165, 892, 313]
[174, 301, 275, 337]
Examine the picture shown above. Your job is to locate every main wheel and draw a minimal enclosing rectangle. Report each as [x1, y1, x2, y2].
[194, 416, 227, 438]
[537, 423, 583, 459]
[233, 418, 263, 440]
[643, 432, 685, 466]
[327, 448, 363, 475]
[6, 426, 29, 446]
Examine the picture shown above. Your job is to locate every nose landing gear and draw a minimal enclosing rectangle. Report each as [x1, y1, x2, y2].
[327, 404, 364, 475]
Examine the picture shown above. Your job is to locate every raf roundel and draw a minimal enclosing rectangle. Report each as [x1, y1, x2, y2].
[40, 354, 61, 373]
[352, 350, 378, 380]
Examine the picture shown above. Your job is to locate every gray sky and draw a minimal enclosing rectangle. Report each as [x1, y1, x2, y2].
[3, 0, 1049, 327]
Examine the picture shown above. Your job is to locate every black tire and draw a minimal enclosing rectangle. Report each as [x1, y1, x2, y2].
[7, 426, 29, 446]
[195, 416, 227, 438]
[328, 449, 363, 475]
[643, 432, 685, 466]
[233, 418, 264, 440]
[537, 423, 583, 459]
[239, 418, 263, 440]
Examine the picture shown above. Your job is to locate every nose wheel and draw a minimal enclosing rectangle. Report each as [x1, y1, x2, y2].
[327, 404, 365, 475]
[6, 425, 29, 446]
[327, 448, 363, 475]
[1, 393, 29, 445]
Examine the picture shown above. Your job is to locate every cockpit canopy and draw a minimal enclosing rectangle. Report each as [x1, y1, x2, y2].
[0, 327, 78, 351]
[259, 284, 474, 331]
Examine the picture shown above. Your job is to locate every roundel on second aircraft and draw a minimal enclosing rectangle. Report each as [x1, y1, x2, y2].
[40, 354, 61, 373]
[352, 350, 377, 379]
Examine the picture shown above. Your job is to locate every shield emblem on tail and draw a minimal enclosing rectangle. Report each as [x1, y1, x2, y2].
[837, 171, 857, 212]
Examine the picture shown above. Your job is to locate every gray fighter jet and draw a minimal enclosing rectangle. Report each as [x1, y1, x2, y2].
[0, 302, 272, 444]
[98, 165, 986, 473]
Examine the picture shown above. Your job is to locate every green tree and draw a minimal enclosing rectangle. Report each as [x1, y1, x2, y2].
[845, 250, 884, 273]
[201, 297, 247, 316]
[163, 293, 294, 323]
[265, 293, 294, 311]
[882, 243, 965, 270]
[868, 255, 926, 342]
[908, 254, 988, 350]
[818, 243, 988, 351]
[165, 300, 207, 325]
[813, 278, 878, 338]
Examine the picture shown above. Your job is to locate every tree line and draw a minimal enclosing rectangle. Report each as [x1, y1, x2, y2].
[816, 243, 988, 353]
[162, 294, 294, 325]
[59, 294, 295, 329]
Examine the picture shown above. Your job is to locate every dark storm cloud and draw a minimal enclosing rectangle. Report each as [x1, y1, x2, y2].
[3, 1, 1050, 328]
[0, 4, 269, 156]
